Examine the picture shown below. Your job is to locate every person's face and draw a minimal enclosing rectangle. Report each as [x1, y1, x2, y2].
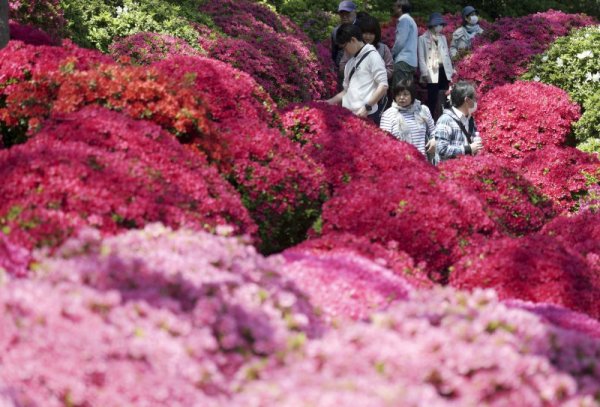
[339, 10, 356, 24]
[392, 1, 402, 18]
[341, 37, 361, 55]
[362, 32, 375, 44]
[395, 90, 412, 107]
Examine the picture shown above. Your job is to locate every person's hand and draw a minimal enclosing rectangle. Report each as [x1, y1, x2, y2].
[356, 106, 368, 118]
[426, 138, 436, 153]
[325, 98, 336, 105]
[470, 139, 483, 155]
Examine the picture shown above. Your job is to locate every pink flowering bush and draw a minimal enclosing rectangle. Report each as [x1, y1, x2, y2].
[517, 146, 600, 211]
[449, 234, 600, 319]
[200, 0, 336, 103]
[281, 102, 426, 189]
[477, 81, 581, 159]
[8, 20, 56, 45]
[0, 107, 255, 250]
[440, 154, 556, 235]
[235, 288, 600, 406]
[320, 169, 496, 276]
[0, 234, 30, 277]
[540, 211, 600, 273]
[109, 32, 202, 65]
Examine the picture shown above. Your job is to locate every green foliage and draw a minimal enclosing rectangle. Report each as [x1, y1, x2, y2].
[60, 0, 214, 51]
[524, 25, 600, 146]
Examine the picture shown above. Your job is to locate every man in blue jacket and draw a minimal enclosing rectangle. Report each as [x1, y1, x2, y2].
[391, 0, 417, 88]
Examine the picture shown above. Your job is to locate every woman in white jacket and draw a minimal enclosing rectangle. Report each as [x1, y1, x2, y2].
[418, 13, 453, 120]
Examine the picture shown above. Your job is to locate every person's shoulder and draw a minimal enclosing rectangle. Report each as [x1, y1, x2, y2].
[452, 26, 466, 37]
[381, 107, 397, 119]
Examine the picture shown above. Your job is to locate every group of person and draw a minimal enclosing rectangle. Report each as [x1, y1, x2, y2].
[326, 0, 484, 163]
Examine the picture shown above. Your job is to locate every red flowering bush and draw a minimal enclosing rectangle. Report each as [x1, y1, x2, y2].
[477, 81, 581, 159]
[540, 212, 600, 273]
[320, 169, 496, 275]
[0, 107, 255, 250]
[200, 0, 336, 103]
[287, 233, 433, 289]
[440, 155, 556, 235]
[109, 32, 202, 65]
[517, 146, 600, 211]
[449, 234, 600, 319]
[456, 11, 595, 92]
[281, 102, 426, 189]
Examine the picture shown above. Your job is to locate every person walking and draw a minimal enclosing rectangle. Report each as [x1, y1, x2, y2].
[391, 0, 417, 88]
[450, 6, 484, 59]
[418, 13, 454, 120]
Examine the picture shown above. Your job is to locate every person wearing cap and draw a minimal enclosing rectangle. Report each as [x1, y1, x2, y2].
[331, 1, 359, 87]
[391, 0, 418, 88]
[0, 0, 8, 50]
[450, 6, 483, 59]
[326, 23, 388, 124]
[418, 12, 454, 120]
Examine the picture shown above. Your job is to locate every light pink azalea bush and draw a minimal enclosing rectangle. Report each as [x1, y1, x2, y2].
[109, 32, 202, 64]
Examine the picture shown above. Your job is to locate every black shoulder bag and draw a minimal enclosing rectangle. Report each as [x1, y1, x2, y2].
[347, 49, 375, 83]
[449, 113, 475, 144]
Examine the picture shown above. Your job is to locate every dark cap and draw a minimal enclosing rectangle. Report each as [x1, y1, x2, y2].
[462, 6, 477, 19]
[338, 1, 357, 12]
[427, 12, 446, 27]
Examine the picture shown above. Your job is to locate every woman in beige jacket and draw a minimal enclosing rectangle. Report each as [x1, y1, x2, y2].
[418, 13, 454, 120]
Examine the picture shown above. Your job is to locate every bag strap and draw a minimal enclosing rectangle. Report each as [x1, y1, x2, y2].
[448, 112, 474, 144]
[347, 49, 375, 83]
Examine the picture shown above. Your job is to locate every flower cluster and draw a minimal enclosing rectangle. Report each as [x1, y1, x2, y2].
[456, 11, 595, 92]
[319, 169, 496, 276]
[0, 107, 255, 250]
[440, 154, 556, 235]
[517, 146, 600, 211]
[8, 0, 65, 40]
[109, 32, 202, 65]
[200, 0, 336, 103]
[476, 81, 581, 159]
[449, 234, 600, 319]
[0, 224, 323, 405]
[235, 288, 600, 406]
[0, 234, 30, 277]
[8, 20, 57, 46]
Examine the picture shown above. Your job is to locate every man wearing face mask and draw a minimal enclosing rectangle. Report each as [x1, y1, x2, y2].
[434, 81, 483, 161]
[418, 12, 454, 120]
[450, 6, 483, 60]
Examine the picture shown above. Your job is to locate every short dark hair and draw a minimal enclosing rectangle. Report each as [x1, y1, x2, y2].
[336, 23, 363, 46]
[393, 78, 416, 102]
[450, 80, 476, 107]
[357, 15, 382, 47]
[395, 0, 411, 14]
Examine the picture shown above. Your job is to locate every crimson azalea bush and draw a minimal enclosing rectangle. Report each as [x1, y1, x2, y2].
[0, 224, 322, 405]
[456, 11, 595, 92]
[449, 234, 600, 319]
[200, 0, 336, 103]
[540, 211, 600, 273]
[440, 154, 556, 235]
[235, 287, 600, 406]
[281, 102, 426, 189]
[0, 107, 255, 250]
[280, 248, 414, 321]
[517, 146, 600, 211]
[109, 32, 202, 65]
[319, 168, 496, 276]
[477, 81, 581, 159]
[8, 21, 56, 45]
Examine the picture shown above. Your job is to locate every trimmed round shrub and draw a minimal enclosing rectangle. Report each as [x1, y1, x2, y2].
[477, 81, 581, 159]
[320, 168, 496, 275]
[517, 146, 600, 211]
[449, 234, 600, 319]
[440, 154, 556, 235]
[0, 107, 255, 250]
[235, 287, 600, 406]
[109, 32, 202, 65]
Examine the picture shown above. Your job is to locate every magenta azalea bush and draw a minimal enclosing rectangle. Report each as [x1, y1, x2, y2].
[477, 81, 581, 159]
[109, 32, 202, 65]
[8, 20, 57, 45]
[440, 154, 556, 235]
[450, 234, 600, 319]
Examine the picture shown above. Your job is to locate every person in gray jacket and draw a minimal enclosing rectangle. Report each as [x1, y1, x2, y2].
[450, 6, 483, 60]
[0, 0, 9, 50]
[418, 13, 454, 120]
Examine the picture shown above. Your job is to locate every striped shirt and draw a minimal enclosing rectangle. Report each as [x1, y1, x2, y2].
[380, 102, 435, 155]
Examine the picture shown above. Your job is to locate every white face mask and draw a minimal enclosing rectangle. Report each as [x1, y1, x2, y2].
[468, 100, 478, 115]
[434, 25, 444, 34]
[469, 15, 479, 25]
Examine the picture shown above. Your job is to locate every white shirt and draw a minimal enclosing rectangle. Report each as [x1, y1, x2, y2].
[342, 44, 388, 114]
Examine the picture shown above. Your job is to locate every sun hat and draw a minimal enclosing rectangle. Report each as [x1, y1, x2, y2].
[338, 1, 357, 12]
[462, 6, 477, 19]
[427, 12, 446, 27]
